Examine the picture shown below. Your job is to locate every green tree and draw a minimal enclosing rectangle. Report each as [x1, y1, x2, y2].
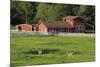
[34, 3, 67, 22]
[11, 1, 33, 25]
[77, 5, 95, 25]
[11, 1, 95, 28]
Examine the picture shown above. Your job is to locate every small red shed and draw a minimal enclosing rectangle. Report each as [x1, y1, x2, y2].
[16, 24, 32, 31]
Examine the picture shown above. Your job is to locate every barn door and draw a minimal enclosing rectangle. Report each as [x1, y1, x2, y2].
[18, 26, 22, 31]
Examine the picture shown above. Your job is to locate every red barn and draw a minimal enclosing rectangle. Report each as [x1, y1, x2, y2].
[35, 16, 85, 33]
[16, 16, 85, 33]
[16, 24, 32, 31]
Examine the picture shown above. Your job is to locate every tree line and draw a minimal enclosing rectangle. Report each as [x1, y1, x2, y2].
[11, 1, 95, 27]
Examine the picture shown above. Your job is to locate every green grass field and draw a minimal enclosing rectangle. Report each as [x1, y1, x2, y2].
[11, 35, 95, 66]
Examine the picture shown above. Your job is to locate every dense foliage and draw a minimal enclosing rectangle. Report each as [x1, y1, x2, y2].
[11, 1, 95, 27]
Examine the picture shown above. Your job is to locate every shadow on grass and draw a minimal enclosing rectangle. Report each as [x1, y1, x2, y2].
[23, 48, 60, 55]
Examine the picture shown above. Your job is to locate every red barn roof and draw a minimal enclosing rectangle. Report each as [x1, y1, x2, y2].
[36, 21, 73, 28]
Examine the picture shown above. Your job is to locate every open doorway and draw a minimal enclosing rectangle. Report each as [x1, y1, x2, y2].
[18, 26, 22, 31]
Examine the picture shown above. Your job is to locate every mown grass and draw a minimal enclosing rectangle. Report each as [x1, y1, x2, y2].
[11, 35, 95, 66]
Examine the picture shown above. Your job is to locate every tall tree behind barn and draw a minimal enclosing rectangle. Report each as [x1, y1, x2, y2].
[11, 1, 95, 32]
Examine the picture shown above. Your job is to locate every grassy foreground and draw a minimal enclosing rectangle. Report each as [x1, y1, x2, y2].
[11, 35, 95, 66]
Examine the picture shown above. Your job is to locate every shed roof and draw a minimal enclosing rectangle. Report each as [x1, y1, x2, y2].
[16, 24, 32, 27]
[38, 21, 73, 28]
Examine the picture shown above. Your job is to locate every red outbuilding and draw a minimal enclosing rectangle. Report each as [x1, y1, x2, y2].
[16, 16, 86, 33]
[35, 16, 85, 33]
[16, 24, 32, 31]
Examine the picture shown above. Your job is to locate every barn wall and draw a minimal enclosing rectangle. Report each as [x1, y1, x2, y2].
[74, 19, 85, 32]
[17, 24, 32, 31]
[38, 22, 47, 32]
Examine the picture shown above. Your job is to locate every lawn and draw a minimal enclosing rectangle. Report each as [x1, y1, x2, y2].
[11, 35, 95, 66]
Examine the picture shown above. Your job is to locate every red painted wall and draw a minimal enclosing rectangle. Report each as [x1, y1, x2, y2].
[17, 24, 32, 31]
[73, 19, 85, 32]
[37, 22, 47, 32]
